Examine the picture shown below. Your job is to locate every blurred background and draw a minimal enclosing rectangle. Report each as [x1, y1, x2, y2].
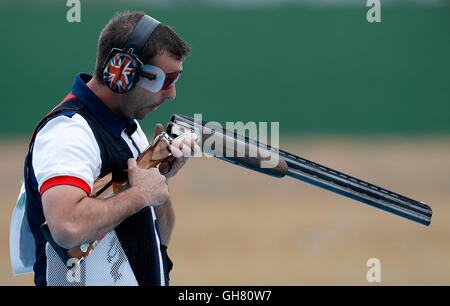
[0, 0, 449, 285]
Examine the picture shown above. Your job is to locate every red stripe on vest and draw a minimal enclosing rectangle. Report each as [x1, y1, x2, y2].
[40, 175, 91, 196]
[52, 93, 78, 111]
[28, 93, 78, 148]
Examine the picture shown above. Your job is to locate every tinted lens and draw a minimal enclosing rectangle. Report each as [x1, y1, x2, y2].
[161, 71, 181, 90]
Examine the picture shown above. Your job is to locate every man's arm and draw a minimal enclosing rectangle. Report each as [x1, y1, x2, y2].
[42, 159, 169, 249]
[154, 198, 175, 246]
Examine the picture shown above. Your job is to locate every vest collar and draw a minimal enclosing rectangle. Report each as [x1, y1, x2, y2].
[71, 73, 137, 137]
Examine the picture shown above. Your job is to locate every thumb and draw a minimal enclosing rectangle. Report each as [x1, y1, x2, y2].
[153, 123, 164, 139]
[127, 158, 137, 169]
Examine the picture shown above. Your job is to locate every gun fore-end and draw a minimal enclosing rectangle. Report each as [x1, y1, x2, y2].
[166, 114, 288, 178]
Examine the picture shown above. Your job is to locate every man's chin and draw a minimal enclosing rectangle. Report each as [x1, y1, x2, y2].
[135, 112, 149, 120]
[130, 110, 147, 120]
[134, 104, 161, 120]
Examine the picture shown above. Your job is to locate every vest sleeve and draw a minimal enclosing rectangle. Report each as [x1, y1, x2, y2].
[32, 114, 102, 196]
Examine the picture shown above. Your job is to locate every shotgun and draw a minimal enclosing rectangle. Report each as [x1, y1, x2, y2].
[41, 113, 432, 266]
[166, 114, 431, 226]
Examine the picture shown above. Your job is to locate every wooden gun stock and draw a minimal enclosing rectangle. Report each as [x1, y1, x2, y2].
[92, 132, 174, 198]
[41, 132, 176, 266]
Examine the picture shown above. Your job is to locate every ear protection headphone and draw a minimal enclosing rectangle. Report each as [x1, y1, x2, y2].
[102, 15, 161, 94]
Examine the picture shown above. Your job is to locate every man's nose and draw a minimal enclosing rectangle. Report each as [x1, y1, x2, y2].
[163, 85, 176, 100]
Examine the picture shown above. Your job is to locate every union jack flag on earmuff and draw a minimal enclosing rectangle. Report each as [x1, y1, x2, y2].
[103, 53, 138, 94]
[102, 15, 161, 94]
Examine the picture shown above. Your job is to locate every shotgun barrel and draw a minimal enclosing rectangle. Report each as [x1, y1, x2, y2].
[166, 114, 432, 226]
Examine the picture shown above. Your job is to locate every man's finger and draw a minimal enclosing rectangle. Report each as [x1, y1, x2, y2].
[171, 141, 193, 158]
[171, 138, 185, 150]
[153, 123, 164, 139]
[168, 144, 183, 158]
[182, 136, 196, 149]
[180, 143, 192, 157]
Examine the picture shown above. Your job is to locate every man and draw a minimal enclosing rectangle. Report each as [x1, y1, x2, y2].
[20, 11, 193, 286]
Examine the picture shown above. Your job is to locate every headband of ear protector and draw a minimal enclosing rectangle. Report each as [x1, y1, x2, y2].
[102, 15, 160, 94]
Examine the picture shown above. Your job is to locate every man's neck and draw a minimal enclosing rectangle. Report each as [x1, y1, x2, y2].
[86, 78, 123, 118]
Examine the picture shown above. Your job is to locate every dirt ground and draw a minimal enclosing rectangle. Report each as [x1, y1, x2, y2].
[1, 135, 449, 286]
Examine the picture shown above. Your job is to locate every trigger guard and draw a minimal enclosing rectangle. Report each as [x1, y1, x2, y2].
[158, 160, 173, 175]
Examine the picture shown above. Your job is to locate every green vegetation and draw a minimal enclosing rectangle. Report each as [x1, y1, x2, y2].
[1, 2, 449, 136]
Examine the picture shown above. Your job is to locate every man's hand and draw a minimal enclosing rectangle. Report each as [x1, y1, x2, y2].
[42, 159, 169, 249]
[152, 123, 200, 179]
[127, 158, 169, 206]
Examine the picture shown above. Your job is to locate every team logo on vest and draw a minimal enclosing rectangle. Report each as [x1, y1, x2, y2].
[103, 54, 137, 93]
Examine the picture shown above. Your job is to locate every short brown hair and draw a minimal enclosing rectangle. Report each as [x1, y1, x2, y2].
[93, 11, 191, 81]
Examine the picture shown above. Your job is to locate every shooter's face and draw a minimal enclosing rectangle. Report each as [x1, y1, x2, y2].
[120, 50, 182, 120]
